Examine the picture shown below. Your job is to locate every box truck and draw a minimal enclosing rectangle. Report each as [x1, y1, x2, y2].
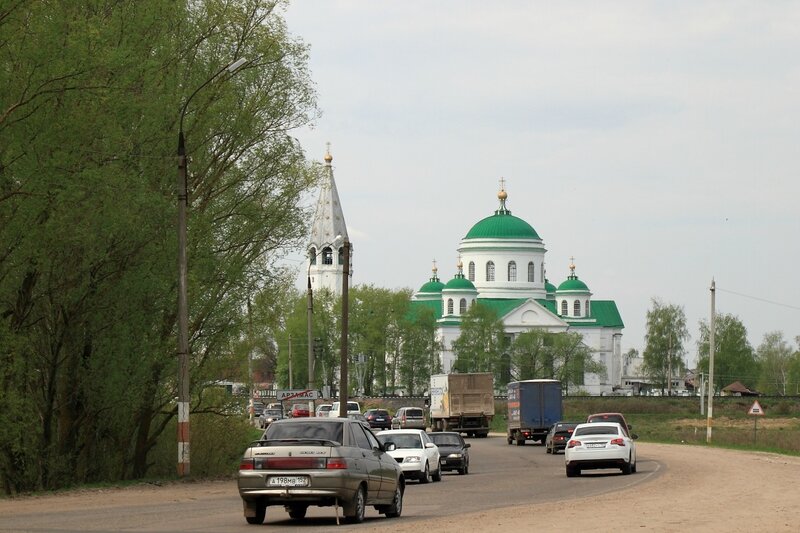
[507, 379, 562, 445]
[429, 373, 494, 437]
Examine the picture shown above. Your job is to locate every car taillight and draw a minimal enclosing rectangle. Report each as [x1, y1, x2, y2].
[326, 458, 348, 469]
[610, 438, 626, 446]
[567, 439, 581, 448]
[239, 459, 255, 470]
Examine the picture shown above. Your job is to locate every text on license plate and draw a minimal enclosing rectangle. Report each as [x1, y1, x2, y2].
[268, 476, 309, 487]
[586, 443, 605, 448]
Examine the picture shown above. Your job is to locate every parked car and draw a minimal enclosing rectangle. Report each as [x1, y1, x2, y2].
[315, 404, 333, 417]
[330, 401, 362, 417]
[375, 429, 442, 483]
[290, 403, 310, 418]
[364, 409, 393, 430]
[238, 418, 405, 524]
[249, 401, 266, 418]
[429, 432, 470, 475]
[564, 422, 637, 477]
[257, 408, 284, 429]
[586, 412, 633, 437]
[545, 421, 580, 454]
[391, 407, 426, 430]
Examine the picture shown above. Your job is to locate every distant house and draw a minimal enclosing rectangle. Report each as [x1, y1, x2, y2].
[722, 381, 759, 396]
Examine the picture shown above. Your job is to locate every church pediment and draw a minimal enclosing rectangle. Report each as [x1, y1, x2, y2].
[501, 299, 569, 329]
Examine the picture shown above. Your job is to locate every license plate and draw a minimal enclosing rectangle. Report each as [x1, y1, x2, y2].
[376, 418, 384, 421]
[268, 476, 309, 487]
[586, 443, 605, 448]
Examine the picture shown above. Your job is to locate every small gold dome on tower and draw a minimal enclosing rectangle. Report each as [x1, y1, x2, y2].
[324, 152, 333, 163]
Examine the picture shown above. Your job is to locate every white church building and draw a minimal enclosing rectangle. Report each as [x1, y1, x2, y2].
[409, 186, 625, 396]
[306, 148, 624, 395]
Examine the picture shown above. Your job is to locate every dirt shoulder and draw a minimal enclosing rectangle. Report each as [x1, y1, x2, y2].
[364, 442, 800, 532]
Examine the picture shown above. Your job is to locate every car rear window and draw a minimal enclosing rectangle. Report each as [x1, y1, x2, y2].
[265, 421, 344, 444]
[575, 425, 619, 436]
[406, 408, 423, 417]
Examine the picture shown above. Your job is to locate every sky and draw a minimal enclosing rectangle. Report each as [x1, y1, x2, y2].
[281, 1, 800, 366]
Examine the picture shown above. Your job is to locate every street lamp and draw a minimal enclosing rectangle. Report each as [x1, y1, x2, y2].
[176, 57, 247, 477]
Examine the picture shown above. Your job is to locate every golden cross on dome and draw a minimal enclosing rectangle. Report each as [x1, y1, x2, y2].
[499, 176, 506, 191]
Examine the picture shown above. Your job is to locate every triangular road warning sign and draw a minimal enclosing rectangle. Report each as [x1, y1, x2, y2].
[748, 400, 764, 416]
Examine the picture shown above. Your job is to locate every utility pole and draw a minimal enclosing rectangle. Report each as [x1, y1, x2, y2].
[288, 335, 293, 389]
[338, 238, 351, 418]
[307, 274, 315, 416]
[706, 279, 716, 443]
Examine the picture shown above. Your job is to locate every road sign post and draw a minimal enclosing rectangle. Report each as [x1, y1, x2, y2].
[748, 400, 764, 444]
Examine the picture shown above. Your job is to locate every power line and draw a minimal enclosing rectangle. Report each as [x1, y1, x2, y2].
[716, 287, 800, 312]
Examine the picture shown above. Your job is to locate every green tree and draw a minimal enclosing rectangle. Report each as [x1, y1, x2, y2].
[756, 332, 794, 396]
[550, 331, 603, 394]
[642, 299, 689, 394]
[509, 329, 554, 380]
[0, 0, 317, 492]
[398, 303, 441, 396]
[451, 303, 506, 384]
[696, 313, 757, 392]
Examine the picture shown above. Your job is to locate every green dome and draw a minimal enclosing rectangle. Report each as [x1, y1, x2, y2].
[444, 274, 476, 291]
[545, 279, 557, 294]
[419, 279, 445, 293]
[465, 212, 540, 240]
[557, 276, 589, 292]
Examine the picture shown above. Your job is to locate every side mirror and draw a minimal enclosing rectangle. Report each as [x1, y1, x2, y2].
[425, 442, 435, 449]
[631, 433, 639, 440]
[464, 443, 471, 448]
[384, 442, 396, 452]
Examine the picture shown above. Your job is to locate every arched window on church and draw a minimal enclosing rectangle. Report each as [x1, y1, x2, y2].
[337, 246, 344, 265]
[309, 247, 317, 265]
[447, 298, 454, 315]
[540, 261, 544, 282]
[528, 261, 534, 282]
[459, 298, 467, 314]
[561, 300, 568, 316]
[468, 261, 475, 282]
[486, 261, 495, 281]
[322, 247, 333, 265]
[508, 261, 517, 282]
[574, 300, 581, 316]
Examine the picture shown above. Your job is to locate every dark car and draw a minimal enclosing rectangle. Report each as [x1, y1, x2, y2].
[544, 421, 579, 454]
[238, 418, 405, 524]
[587, 412, 633, 437]
[364, 409, 393, 430]
[429, 431, 470, 475]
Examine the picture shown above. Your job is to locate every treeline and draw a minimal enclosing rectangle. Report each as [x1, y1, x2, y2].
[640, 299, 800, 394]
[273, 287, 603, 397]
[0, 1, 318, 494]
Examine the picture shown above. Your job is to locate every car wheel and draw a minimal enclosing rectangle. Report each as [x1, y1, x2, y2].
[420, 462, 431, 484]
[621, 457, 632, 475]
[383, 484, 403, 518]
[566, 465, 580, 478]
[516, 437, 525, 446]
[288, 506, 307, 520]
[432, 464, 442, 482]
[245, 500, 266, 524]
[345, 486, 366, 524]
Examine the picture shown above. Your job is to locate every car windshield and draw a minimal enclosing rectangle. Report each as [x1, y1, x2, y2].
[575, 426, 619, 436]
[263, 409, 281, 417]
[265, 421, 344, 444]
[430, 434, 461, 446]
[377, 433, 422, 449]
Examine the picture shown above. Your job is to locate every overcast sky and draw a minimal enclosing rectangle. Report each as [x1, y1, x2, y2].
[282, 1, 800, 366]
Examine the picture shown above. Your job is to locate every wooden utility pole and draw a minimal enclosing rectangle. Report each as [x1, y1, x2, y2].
[706, 279, 716, 443]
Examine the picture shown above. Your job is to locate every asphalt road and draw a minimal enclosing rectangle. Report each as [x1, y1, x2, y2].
[0, 434, 660, 532]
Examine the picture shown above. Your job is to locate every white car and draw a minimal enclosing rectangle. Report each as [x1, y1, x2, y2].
[329, 401, 361, 417]
[376, 429, 442, 483]
[314, 404, 332, 417]
[564, 422, 637, 477]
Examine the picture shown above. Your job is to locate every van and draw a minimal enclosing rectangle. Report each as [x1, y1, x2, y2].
[329, 401, 361, 417]
[392, 406, 426, 429]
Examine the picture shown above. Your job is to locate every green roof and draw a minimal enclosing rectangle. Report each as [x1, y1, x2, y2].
[567, 301, 624, 328]
[545, 279, 557, 294]
[475, 298, 528, 318]
[443, 275, 476, 291]
[557, 276, 589, 292]
[408, 300, 442, 321]
[465, 212, 540, 240]
[419, 279, 445, 293]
